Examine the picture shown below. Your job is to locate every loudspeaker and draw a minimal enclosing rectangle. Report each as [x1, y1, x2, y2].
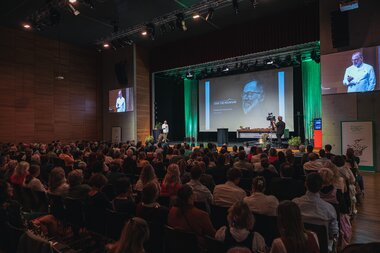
[115, 61, 128, 84]
[330, 11, 349, 48]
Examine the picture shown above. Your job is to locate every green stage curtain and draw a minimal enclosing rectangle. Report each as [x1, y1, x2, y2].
[184, 79, 198, 141]
[302, 59, 322, 141]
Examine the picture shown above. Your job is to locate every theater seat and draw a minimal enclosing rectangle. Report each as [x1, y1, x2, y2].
[163, 225, 199, 253]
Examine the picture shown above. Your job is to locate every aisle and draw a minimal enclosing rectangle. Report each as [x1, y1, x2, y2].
[351, 172, 380, 243]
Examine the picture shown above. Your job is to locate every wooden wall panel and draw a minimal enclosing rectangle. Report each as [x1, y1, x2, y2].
[0, 26, 102, 143]
[135, 46, 151, 141]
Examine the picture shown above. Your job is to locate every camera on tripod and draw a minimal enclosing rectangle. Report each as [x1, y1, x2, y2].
[266, 113, 276, 122]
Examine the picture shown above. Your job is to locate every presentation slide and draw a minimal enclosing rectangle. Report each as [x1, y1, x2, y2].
[109, 88, 134, 112]
[321, 46, 380, 94]
[199, 67, 294, 132]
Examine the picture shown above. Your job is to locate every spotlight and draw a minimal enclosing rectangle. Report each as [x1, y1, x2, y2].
[222, 66, 229, 72]
[186, 71, 193, 79]
[144, 23, 156, 40]
[22, 23, 32, 29]
[232, 0, 239, 15]
[176, 13, 187, 31]
[192, 14, 200, 19]
[103, 42, 110, 48]
[265, 59, 274, 65]
[141, 31, 147, 36]
[68, 3, 80, 16]
[69, 0, 77, 3]
[205, 8, 214, 21]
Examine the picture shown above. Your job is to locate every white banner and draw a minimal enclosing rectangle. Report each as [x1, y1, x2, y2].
[341, 121, 374, 169]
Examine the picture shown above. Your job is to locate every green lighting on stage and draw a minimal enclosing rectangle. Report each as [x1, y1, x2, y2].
[302, 57, 322, 141]
[184, 79, 198, 141]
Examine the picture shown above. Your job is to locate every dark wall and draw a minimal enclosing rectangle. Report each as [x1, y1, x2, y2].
[151, 2, 319, 72]
[154, 76, 185, 141]
[0, 26, 102, 143]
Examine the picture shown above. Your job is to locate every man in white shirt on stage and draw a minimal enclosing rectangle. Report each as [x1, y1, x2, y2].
[162, 120, 169, 142]
[115, 90, 125, 112]
[343, 52, 376, 93]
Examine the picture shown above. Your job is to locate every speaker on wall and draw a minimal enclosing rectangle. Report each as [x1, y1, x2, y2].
[115, 60, 128, 84]
[331, 11, 349, 48]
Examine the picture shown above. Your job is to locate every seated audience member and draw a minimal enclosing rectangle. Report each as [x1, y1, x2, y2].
[303, 153, 323, 173]
[48, 167, 69, 196]
[85, 173, 112, 233]
[106, 161, 126, 185]
[270, 200, 319, 253]
[107, 217, 150, 253]
[197, 161, 216, 192]
[227, 247, 252, 253]
[178, 159, 191, 184]
[213, 168, 246, 207]
[10, 161, 29, 186]
[136, 182, 169, 225]
[251, 147, 263, 163]
[59, 146, 74, 168]
[319, 168, 339, 205]
[113, 177, 135, 214]
[25, 164, 46, 192]
[209, 154, 230, 185]
[230, 145, 238, 159]
[123, 149, 137, 175]
[295, 145, 306, 158]
[318, 149, 328, 162]
[324, 144, 335, 160]
[301, 145, 315, 165]
[67, 169, 91, 199]
[187, 165, 213, 211]
[151, 152, 165, 179]
[244, 177, 279, 216]
[134, 164, 159, 192]
[268, 148, 278, 164]
[293, 173, 339, 238]
[137, 152, 149, 171]
[269, 163, 305, 201]
[215, 201, 266, 252]
[247, 146, 257, 161]
[168, 185, 215, 238]
[160, 163, 182, 197]
[233, 151, 253, 176]
[3, 160, 18, 183]
[256, 157, 279, 190]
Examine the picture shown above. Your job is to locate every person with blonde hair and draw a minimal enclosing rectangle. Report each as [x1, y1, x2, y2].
[10, 161, 29, 186]
[108, 217, 149, 253]
[319, 168, 339, 205]
[134, 164, 159, 192]
[215, 201, 266, 252]
[160, 163, 181, 197]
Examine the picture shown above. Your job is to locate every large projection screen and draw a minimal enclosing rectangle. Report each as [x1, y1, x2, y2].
[199, 67, 294, 132]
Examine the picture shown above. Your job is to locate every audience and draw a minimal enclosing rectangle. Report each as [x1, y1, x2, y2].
[160, 163, 182, 197]
[244, 176, 279, 216]
[10, 161, 29, 186]
[270, 200, 319, 253]
[303, 153, 323, 173]
[186, 165, 213, 212]
[67, 169, 91, 199]
[134, 164, 159, 192]
[48, 167, 69, 196]
[213, 168, 246, 207]
[215, 201, 266, 252]
[113, 177, 135, 214]
[25, 164, 45, 192]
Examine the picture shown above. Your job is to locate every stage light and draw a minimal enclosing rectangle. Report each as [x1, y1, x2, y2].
[69, 0, 77, 3]
[143, 23, 156, 40]
[265, 59, 274, 65]
[192, 14, 200, 19]
[222, 66, 229, 72]
[68, 3, 80, 16]
[205, 8, 214, 21]
[103, 43, 110, 48]
[22, 23, 32, 29]
[186, 71, 193, 79]
[141, 31, 147, 36]
[233, 0, 239, 14]
[176, 13, 187, 31]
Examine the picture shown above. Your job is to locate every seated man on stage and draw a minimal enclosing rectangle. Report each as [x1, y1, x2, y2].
[274, 116, 285, 147]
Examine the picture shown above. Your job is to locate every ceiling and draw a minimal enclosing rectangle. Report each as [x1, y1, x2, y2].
[0, 0, 318, 49]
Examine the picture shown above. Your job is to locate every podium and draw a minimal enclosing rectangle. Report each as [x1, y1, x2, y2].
[217, 128, 228, 146]
[152, 129, 163, 142]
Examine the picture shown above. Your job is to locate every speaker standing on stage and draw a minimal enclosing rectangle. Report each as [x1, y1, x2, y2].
[275, 116, 285, 147]
[162, 120, 169, 142]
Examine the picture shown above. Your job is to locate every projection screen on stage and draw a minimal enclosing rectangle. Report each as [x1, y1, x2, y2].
[199, 67, 294, 132]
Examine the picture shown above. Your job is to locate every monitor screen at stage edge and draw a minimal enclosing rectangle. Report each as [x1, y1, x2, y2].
[199, 67, 294, 132]
[109, 88, 134, 112]
[321, 46, 380, 95]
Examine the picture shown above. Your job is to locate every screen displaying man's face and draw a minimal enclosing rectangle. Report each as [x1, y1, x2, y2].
[352, 53, 363, 67]
[241, 81, 264, 114]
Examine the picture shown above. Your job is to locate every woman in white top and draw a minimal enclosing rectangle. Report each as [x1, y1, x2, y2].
[215, 201, 266, 253]
[270, 201, 319, 253]
[244, 176, 279, 216]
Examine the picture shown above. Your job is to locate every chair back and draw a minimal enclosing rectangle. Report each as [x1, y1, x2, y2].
[204, 235, 227, 253]
[304, 222, 329, 253]
[102, 184, 116, 201]
[163, 225, 199, 253]
[194, 201, 208, 212]
[64, 197, 85, 229]
[105, 209, 130, 240]
[341, 243, 380, 253]
[21, 187, 35, 212]
[3, 222, 25, 253]
[47, 193, 66, 220]
[32, 190, 49, 212]
[157, 195, 171, 207]
[210, 204, 229, 229]
[238, 178, 252, 192]
[253, 213, 279, 246]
